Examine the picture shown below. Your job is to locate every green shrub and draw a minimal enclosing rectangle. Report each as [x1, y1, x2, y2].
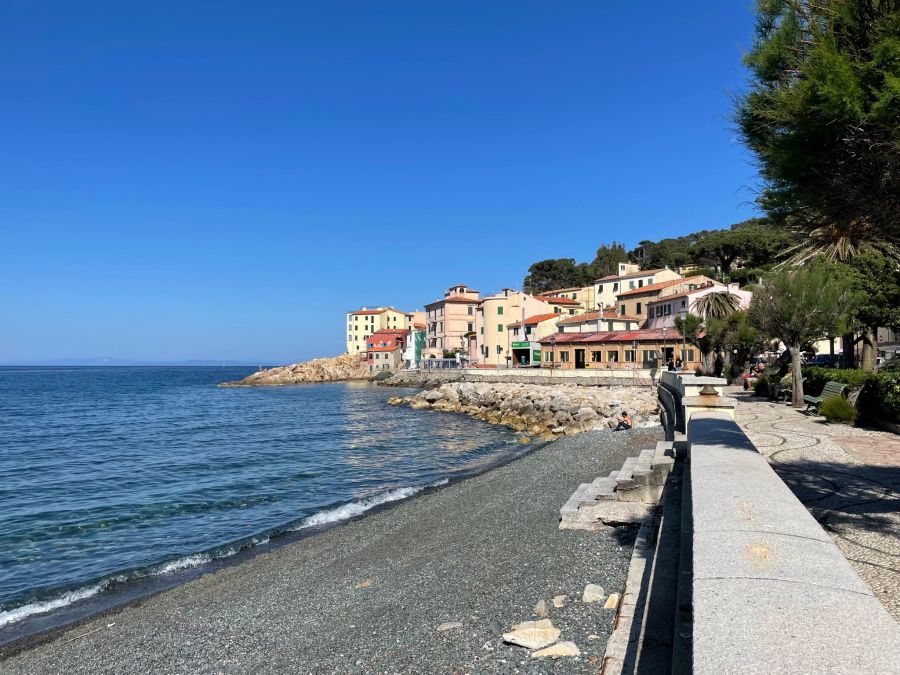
[820, 395, 858, 424]
[801, 367, 874, 396]
[753, 375, 769, 397]
[857, 371, 900, 424]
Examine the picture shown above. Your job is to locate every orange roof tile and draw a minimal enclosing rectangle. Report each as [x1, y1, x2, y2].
[505, 313, 561, 328]
[534, 295, 580, 305]
[556, 311, 641, 325]
[617, 276, 710, 297]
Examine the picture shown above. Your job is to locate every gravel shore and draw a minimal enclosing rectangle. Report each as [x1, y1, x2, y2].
[2, 427, 661, 674]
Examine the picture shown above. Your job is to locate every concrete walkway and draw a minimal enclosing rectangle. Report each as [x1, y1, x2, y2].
[729, 389, 900, 621]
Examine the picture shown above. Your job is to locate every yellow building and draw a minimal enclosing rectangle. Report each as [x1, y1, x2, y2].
[615, 276, 716, 320]
[534, 294, 584, 316]
[594, 266, 682, 310]
[346, 307, 413, 354]
[475, 290, 552, 366]
[556, 310, 641, 333]
[541, 285, 596, 312]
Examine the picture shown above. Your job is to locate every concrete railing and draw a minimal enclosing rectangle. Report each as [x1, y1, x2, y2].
[656, 374, 900, 673]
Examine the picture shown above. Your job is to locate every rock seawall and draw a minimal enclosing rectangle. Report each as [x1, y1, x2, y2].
[220, 353, 369, 386]
[388, 382, 659, 437]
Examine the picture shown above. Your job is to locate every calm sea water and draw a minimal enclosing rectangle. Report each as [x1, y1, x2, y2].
[0, 367, 521, 630]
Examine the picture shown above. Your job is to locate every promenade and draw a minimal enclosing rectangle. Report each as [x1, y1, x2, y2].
[729, 389, 900, 620]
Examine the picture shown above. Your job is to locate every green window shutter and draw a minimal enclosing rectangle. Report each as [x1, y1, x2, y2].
[498, 307, 504, 315]
[497, 324, 503, 332]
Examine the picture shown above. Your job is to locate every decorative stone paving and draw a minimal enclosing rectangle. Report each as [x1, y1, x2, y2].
[729, 388, 900, 621]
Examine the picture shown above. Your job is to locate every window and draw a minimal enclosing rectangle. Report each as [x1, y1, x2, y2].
[497, 324, 503, 332]
[572, 293, 578, 299]
[608, 351, 619, 362]
[496, 345, 502, 355]
[525, 326, 532, 335]
[642, 349, 654, 364]
[620, 305, 626, 315]
[513, 327, 519, 337]
[638, 279, 644, 288]
[559, 351, 570, 362]
[608, 321, 614, 331]
[681, 300, 686, 308]
[546, 351, 554, 362]
[613, 282, 618, 292]
[649, 305, 654, 317]
[625, 350, 636, 362]
[498, 307, 504, 315]
[439, 322, 443, 332]
[629, 281, 635, 289]
[664, 304, 672, 316]
[656, 306, 662, 317]
[591, 351, 602, 362]
[636, 302, 642, 315]
[683, 348, 695, 362]
[468, 306, 474, 315]
[598, 285, 603, 293]
[554, 307, 561, 313]
[480, 326, 484, 335]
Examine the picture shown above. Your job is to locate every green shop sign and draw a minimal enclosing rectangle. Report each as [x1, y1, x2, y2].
[511, 341, 531, 349]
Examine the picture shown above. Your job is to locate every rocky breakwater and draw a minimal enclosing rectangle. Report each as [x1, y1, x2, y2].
[388, 382, 659, 437]
[220, 353, 369, 387]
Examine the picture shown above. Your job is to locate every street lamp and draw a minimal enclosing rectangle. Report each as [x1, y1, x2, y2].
[661, 326, 669, 369]
[677, 309, 688, 371]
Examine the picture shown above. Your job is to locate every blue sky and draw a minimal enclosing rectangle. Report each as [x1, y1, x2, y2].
[1, 1, 760, 364]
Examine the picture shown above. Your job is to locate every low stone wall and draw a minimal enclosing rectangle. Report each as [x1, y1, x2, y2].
[388, 382, 659, 437]
[383, 368, 657, 389]
[688, 412, 900, 673]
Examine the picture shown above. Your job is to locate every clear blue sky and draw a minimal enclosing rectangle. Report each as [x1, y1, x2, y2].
[1, 1, 760, 364]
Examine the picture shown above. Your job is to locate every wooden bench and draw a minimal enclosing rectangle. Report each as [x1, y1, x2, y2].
[803, 381, 848, 413]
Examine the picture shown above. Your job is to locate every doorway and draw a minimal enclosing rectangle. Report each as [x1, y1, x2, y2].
[575, 349, 586, 369]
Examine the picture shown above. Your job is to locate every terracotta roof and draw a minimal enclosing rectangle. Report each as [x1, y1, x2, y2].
[371, 328, 409, 335]
[539, 328, 685, 345]
[505, 313, 561, 328]
[556, 311, 641, 325]
[413, 322, 426, 330]
[348, 306, 407, 315]
[617, 276, 710, 297]
[534, 295, 580, 305]
[544, 287, 583, 294]
[367, 346, 401, 353]
[443, 296, 481, 304]
[594, 268, 667, 283]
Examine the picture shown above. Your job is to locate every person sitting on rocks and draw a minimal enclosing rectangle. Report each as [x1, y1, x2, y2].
[613, 411, 633, 431]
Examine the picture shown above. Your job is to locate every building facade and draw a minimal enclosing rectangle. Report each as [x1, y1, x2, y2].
[615, 275, 715, 319]
[506, 313, 561, 366]
[556, 310, 642, 334]
[423, 285, 480, 360]
[475, 289, 551, 367]
[644, 282, 753, 329]
[594, 266, 682, 310]
[365, 329, 409, 372]
[541, 285, 596, 312]
[534, 295, 584, 316]
[539, 329, 698, 370]
[346, 307, 413, 354]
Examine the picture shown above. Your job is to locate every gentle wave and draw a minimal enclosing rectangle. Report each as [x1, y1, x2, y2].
[0, 483, 446, 629]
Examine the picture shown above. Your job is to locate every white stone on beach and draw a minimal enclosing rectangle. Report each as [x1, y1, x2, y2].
[604, 593, 620, 609]
[582, 584, 605, 603]
[533, 599, 548, 618]
[502, 619, 561, 650]
[552, 595, 567, 608]
[532, 641, 581, 658]
[436, 622, 463, 632]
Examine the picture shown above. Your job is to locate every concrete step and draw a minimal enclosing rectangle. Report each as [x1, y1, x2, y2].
[617, 456, 653, 503]
[560, 483, 592, 519]
[586, 472, 619, 503]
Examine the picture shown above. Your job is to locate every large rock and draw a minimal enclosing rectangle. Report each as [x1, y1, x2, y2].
[220, 353, 370, 387]
[502, 619, 561, 650]
[532, 641, 581, 658]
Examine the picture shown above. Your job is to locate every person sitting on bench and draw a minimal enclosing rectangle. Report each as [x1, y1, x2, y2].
[614, 411, 633, 431]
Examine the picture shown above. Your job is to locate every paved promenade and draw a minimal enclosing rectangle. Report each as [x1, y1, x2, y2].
[729, 389, 900, 620]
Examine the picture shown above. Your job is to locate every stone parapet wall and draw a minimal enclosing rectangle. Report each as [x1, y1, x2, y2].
[689, 412, 900, 672]
[383, 369, 656, 389]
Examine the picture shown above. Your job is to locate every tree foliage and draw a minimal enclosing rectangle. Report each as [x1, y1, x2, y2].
[522, 242, 630, 294]
[748, 262, 854, 405]
[694, 291, 743, 320]
[737, 0, 900, 252]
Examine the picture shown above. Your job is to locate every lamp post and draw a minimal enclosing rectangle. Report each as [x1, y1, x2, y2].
[677, 309, 688, 371]
[662, 326, 669, 369]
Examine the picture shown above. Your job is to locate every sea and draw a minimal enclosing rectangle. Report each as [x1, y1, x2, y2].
[0, 366, 524, 642]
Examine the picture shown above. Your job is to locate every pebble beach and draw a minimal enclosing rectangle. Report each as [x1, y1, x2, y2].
[1, 426, 662, 674]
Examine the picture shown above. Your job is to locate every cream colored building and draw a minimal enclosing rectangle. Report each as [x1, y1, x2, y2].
[475, 290, 551, 366]
[534, 294, 584, 316]
[423, 285, 480, 359]
[594, 264, 682, 310]
[346, 307, 412, 354]
[541, 285, 596, 312]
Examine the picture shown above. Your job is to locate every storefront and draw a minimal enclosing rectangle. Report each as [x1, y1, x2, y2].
[511, 341, 542, 367]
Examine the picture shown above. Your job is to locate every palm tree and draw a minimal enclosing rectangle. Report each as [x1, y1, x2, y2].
[693, 292, 742, 320]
